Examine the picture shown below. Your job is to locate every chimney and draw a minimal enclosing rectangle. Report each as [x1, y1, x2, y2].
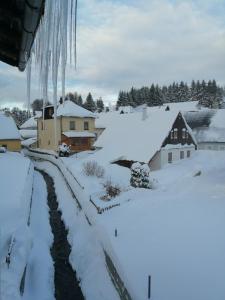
[142, 105, 148, 121]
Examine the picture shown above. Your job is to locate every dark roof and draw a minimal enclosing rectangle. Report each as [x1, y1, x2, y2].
[0, 0, 45, 71]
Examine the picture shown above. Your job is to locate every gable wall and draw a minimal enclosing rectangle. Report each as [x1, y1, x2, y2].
[0, 139, 21, 151]
[162, 113, 196, 147]
[61, 117, 95, 132]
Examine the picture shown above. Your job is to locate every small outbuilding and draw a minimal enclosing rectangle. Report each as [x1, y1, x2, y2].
[0, 112, 21, 151]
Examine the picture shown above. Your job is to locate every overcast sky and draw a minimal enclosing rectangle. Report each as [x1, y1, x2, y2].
[1, 0, 225, 109]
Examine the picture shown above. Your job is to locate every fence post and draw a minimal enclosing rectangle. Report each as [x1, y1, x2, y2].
[148, 275, 151, 299]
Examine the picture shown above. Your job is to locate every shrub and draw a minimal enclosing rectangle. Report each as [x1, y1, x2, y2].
[101, 179, 121, 201]
[130, 162, 151, 189]
[83, 160, 105, 178]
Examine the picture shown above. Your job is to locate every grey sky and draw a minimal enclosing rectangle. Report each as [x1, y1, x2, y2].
[0, 0, 225, 108]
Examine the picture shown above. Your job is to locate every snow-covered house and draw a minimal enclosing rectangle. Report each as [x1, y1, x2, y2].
[19, 111, 41, 148]
[37, 100, 96, 152]
[185, 110, 225, 150]
[0, 112, 21, 151]
[94, 111, 197, 171]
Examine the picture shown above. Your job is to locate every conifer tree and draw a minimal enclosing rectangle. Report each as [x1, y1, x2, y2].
[83, 93, 96, 112]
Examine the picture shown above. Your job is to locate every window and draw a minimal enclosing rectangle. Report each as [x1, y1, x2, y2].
[187, 150, 191, 158]
[48, 140, 50, 145]
[182, 128, 186, 139]
[180, 151, 184, 159]
[84, 121, 89, 130]
[168, 152, 172, 163]
[174, 128, 178, 139]
[70, 121, 75, 130]
[170, 130, 174, 139]
[186, 131, 189, 139]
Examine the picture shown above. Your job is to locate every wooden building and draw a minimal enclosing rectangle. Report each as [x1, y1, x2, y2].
[37, 101, 96, 152]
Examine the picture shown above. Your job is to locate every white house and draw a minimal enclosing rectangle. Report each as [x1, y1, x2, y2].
[94, 110, 196, 171]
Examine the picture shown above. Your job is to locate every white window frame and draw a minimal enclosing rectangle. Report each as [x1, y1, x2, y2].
[182, 128, 186, 139]
[174, 128, 178, 139]
[170, 130, 174, 139]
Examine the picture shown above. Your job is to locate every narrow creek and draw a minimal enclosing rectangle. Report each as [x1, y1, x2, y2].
[38, 170, 84, 300]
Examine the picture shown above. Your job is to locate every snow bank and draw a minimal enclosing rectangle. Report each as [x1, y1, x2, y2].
[0, 152, 34, 300]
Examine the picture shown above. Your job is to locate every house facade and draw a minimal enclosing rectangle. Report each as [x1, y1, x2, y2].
[149, 112, 197, 170]
[0, 112, 21, 151]
[94, 110, 197, 171]
[37, 101, 96, 152]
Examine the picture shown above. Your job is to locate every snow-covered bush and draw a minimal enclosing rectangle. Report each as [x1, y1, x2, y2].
[130, 162, 151, 189]
[101, 179, 121, 201]
[83, 160, 105, 178]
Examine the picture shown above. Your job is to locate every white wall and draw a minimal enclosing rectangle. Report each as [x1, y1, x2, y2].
[198, 142, 225, 151]
[160, 145, 196, 168]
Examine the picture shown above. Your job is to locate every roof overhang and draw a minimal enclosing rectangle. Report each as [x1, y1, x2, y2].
[0, 0, 45, 71]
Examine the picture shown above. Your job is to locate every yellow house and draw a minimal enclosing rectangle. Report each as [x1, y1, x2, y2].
[37, 101, 96, 152]
[0, 112, 21, 151]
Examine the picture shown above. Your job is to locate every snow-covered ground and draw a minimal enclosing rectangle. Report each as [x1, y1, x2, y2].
[23, 171, 54, 300]
[61, 150, 225, 300]
[0, 152, 33, 300]
[34, 160, 120, 300]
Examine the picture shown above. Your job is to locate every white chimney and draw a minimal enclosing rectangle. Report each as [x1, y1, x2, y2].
[142, 105, 148, 121]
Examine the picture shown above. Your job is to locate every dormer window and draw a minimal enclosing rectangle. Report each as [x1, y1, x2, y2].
[170, 130, 174, 139]
[186, 131, 189, 139]
[174, 128, 178, 139]
[182, 128, 186, 139]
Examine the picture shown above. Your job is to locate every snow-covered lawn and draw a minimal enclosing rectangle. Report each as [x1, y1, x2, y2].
[62, 150, 225, 300]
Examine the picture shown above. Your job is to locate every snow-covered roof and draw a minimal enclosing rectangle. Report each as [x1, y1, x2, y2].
[96, 101, 199, 129]
[19, 129, 37, 139]
[20, 111, 42, 129]
[57, 101, 96, 118]
[192, 110, 225, 143]
[94, 110, 183, 163]
[63, 131, 96, 138]
[118, 106, 134, 113]
[0, 112, 20, 140]
[21, 137, 37, 147]
[20, 117, 37, 129]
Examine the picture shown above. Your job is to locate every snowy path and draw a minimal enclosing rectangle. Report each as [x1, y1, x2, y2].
[23, 171, 55, 300]
[34, 160, 120, 300]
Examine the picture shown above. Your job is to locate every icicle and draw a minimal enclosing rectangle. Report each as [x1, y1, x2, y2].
[26, 55, 32, 118]
[26, 0, 78, 149]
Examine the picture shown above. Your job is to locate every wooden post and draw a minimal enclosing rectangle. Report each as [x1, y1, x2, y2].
[115, 229, 117, 237]
[148, 275, 151, 299]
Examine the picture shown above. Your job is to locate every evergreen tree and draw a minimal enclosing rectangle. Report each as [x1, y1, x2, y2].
[130, 163, 151, 189]
[77, 95, 83, 107]
[83, 93, 96, 112]
[96, 97, 104, 112]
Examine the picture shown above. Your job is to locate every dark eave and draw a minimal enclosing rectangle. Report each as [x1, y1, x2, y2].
[0, 0, 45, 71]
